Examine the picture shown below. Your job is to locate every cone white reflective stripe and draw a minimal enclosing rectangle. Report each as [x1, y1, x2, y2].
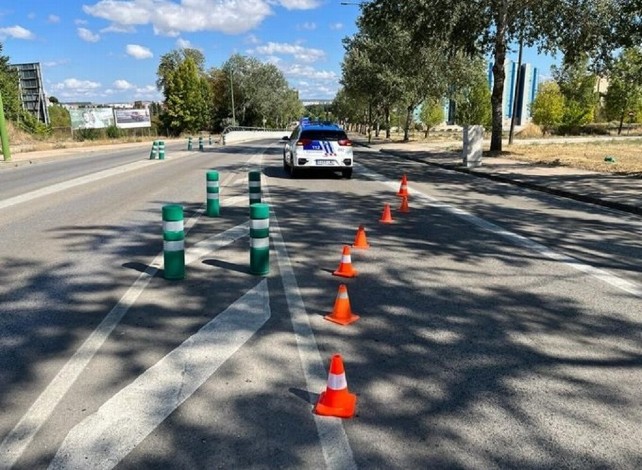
[207, 193, 220, 200]
[163, 221, 184, 232]
[250, 218, 269, 230]
[327, 372, 348, 390]
[336, 290, 349, 300]
[249, 181, 261, 187]
[207, 181, 219, 189]
[341, 254, 352, 263]
[164, 240, 185, 252]
[250, 237, 269, 249]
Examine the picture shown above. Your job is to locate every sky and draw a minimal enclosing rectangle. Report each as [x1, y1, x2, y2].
[0, 0, 560, 105]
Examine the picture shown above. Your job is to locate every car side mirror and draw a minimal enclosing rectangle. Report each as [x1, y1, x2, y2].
[282, 136, 290, 141]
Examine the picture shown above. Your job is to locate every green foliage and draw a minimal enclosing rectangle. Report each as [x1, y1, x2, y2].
[106, 125, 122, 139]
[552, 56, 598, 133]
[419, 98, 445, 135]
[603, 47, 642, 134]
[450, 59, 492, 127]
[48, 105, 71, 128]
[17, 111, 51, 137]
[157, 49, 212, 135]
[0, 42, 22, 120]
[531, 81, 565, 134]
[74, 128, 101, 141]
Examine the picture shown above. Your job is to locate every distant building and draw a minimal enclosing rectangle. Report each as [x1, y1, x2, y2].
[11, 62, 50, 125]
[490, 60, 540, 127]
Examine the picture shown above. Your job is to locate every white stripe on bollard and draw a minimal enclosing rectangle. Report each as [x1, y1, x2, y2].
[163, 221, 184, 232]
[206, 193, 220, 200]
[249, 181, 261, 187]
[250, 219, 270, 230]
[207, 181, 219, 189]
[250, 237, 270, 249]
[164, 240, 185, 252]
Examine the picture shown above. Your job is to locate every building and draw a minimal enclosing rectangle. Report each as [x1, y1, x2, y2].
[11, 62, 50, 125]
[490, 60, 539, 127]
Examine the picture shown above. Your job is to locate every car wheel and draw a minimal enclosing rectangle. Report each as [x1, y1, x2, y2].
[342, 168, 353, 179]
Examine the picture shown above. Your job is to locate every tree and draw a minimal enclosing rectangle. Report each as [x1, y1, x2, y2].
[363, 0, 620, 151]
[47, 104, 71, 128]
[419, 98, 445, 137]
[156, 48, 212, 135]
[449, 58, 492, 128]
[0, 42, 22, 120]
[531, 81, 565, 135]
[552, 55, 598, 133]
[603, 47, 642, 134]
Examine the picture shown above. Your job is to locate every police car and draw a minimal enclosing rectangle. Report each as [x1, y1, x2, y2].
[282, 119, 353, 179]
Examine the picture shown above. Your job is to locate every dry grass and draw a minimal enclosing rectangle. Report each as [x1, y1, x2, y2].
[498, 141, 642, 175]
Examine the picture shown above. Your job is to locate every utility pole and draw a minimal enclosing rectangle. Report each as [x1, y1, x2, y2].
[508, 31, 524, 145]
[230, 71, 236, 126]
[0, 91, 11, 162]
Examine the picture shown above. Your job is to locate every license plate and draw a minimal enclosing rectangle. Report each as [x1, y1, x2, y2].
[316, 159, 336, 166]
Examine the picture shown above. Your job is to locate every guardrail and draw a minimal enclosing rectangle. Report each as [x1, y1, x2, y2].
[221, 126, 289, 145]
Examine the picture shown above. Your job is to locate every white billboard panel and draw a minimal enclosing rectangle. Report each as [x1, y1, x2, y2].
[70, 108, 115, 130]
[114, 109, 151, 128]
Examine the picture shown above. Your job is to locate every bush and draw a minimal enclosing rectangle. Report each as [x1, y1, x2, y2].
[106, 125, 122, 139]
[74, 128, 102, 141]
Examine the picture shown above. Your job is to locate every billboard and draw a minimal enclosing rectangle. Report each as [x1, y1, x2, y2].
[114, 109, 151, 129]
[70, 108, 115, 130]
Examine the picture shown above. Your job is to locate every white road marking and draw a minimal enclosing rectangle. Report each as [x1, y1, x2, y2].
[0, 160, 155, 210]
[0, 223, 248, 468]
[261, 160, 358, 469]
[358, 164, 642, 298]
[48, 280, 271, 470]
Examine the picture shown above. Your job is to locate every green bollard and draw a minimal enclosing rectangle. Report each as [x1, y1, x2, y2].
[209, 135, 212, 145]
[149, 140, 158, 159]
[206, 170, 220, 217]
[249, 170, 261, 205]
[158, 141, 165, 160]
[187, 136, 193, 151]
[199, 136, 204, 151]
[163, 204, 185, 280]
[250, 203, 270, 275]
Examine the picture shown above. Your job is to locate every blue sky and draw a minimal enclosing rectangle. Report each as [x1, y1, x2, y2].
[0, 0, 559, 105]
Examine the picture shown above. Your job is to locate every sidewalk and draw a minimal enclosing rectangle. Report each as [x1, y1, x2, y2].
[353, 137, 642, 216]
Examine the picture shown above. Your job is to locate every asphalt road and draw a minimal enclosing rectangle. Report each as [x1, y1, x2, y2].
[1, 139, 641, 469]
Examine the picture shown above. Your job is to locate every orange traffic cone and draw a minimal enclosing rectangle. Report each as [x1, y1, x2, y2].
[379, 203, 394, 223]
[397, 174, 408, 197]
[325, 284, 360, 325]
[398, 195, 410, 213]
[333, 245, 357, 278]
[352, 225, 370, 249]
[314, 354, 357, 418]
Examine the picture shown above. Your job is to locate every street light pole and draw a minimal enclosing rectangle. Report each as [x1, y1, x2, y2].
[230, 70, 236, 126]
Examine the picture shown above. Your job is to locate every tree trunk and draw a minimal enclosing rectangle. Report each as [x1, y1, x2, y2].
[618, 111, 625, 135]
[403, 105, 412, 142]
[490, 15, 508, 152]
[385, 107, 391, 139]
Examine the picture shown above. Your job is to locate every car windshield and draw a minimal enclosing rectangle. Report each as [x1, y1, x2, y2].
[301, 130, 347, 141]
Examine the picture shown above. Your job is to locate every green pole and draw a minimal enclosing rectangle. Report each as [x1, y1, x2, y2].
[163, 204, 185, 280]
[249, 203, 270, 275]
[187, 136, 193, 151]
[206, 170, 220, 217]
[199, 136, 204, 151]
[158, 140, 165, 160]
[0, 92, 11, 162]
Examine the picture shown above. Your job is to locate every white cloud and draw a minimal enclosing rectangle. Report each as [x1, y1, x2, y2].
[329, 22, 343, 30]
[284, 64, 337, 80]
[48, 14, 61, 23]
[253, 42, 325, 63]
[126, 44, 153, 59]
[43, 59, 71, 67]
[0, 25, 35, 40]
[176, 37, 192, 49]
[113, 79, 135, 90]
[77, 27, 100, 42]
[75, 19, 88, 25]
[279, 0, 321, 9]
[52, 78, 102, 93]
[245, 34, 261, 45]
[297, 22, 316, 31]
[83, 0, 274, 35]
[101, 24, 136, 33]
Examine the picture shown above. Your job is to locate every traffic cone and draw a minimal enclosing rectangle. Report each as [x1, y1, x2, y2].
[379, 203, 394, 223]
[314, 354, 357, 418]
[352, 225, 370, 249]
[398, 195, 410, 213]
[325, 284, 360, 325]
[397, 174, 408, 197]
[333, 245, 357, 278]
